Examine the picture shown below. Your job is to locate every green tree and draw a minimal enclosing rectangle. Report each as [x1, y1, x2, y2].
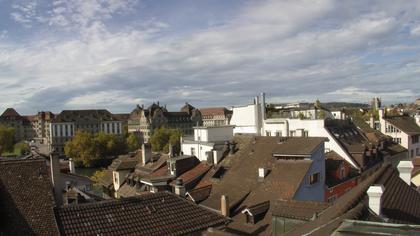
[0, 125, 15, 154]
[15, 141, 30, 156]
[127, 133, 141, 152]
[150, 127, 181, 153]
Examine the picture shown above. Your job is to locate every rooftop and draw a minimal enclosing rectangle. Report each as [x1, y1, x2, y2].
[55, 192, 228, 236]
[384, 115, 420, 135]
[0, 159, 59, 235]
[271, 137, 326, 156]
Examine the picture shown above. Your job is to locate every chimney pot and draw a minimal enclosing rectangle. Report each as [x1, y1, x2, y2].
[397, 161, 413, 185]
[142, 143, 152, 166]
[221, 195, 230, 217]
[174, 178, 185, 197]
[69, 158, 75, 174]
[367, 185, 384, 216]
[258, 167, 268, 178]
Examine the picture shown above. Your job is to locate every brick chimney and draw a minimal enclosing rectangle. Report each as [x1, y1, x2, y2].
[141, 143, 152, 165]
[367, 185, 384, 216]
[174, 178, 186, 197]
[397, 161, 413, 185]
[221, 195, 230, 217]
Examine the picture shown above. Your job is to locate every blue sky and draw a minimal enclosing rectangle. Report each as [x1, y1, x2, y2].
[0, 0, 420, 114]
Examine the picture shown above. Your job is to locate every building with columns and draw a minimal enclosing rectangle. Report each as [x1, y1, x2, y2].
[48, 110, 124, 154]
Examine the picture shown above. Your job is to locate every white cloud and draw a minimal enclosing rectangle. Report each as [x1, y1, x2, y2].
[2, 0, 420, 113]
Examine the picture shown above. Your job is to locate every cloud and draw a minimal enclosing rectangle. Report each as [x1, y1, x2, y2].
[2, 0, 420, 114]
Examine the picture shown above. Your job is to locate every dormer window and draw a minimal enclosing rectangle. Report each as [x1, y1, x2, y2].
[309, 172, 320, 185]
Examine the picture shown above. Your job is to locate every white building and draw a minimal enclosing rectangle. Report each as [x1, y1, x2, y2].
[230, 93, 265, 135]
[181, 126, 234, 164]
[378, 109, 420, 158]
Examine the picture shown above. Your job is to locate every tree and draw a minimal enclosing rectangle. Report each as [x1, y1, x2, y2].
[65, 131, 99, 167]
[150, 127, 181, 153]
[65, 131, 128, 167]
[0, 125, 15, 154]
[127, 133, 140, 152]
[15, 141, 30, 156]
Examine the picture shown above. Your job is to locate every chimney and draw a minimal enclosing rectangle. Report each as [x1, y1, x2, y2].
[397, 161, 413, 185]
[260, 92, 266, 120]
[141, 143, 152, 165]
[369, 115, 375, 129]
[68, 158, 75, 174]
[378, 109, 385, 119]
[258, 167, 268, 179]
[50, 151, 63, 205]
[174, 178, 186, 197]
[221, 195, 230, 217]
[367, 185, 384, 215]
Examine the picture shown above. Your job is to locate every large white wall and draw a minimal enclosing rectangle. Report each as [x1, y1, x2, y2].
[194, 126, 233, 142]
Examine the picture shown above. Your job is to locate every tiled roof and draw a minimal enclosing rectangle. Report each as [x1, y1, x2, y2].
[52, 109, 121, 123]
[55, 192, 228, 236]
[412, 157, 420, 176]
[200, 107, 231, 117]
[200, 136, 314, 235]
[272, 199, 329, 221]
[109, 156, 138, 171]
[272, 137, 325, 156]
[170, 162, 212, 188]
[0, 159, 59, 235]
[187, 185, 212, 203]
[385, 116, 420, 135]
[243, 201, 270, 216]
[112, 113, 130, 121]
[376, 167, 420, 224]
[0, 108, 21, 117]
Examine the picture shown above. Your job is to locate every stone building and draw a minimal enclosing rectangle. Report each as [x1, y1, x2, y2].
[128, 102, 202, 143]
[199, 107, 232, 127]
[0, 108, 34, 141]
[48, 110, 125, 154]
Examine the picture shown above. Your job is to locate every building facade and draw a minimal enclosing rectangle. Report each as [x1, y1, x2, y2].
[128, 102, 202, 143]
[48, 110, 124, 154]
[379, 109, 420, 158]
[0, 108, 34, 141]
[199, 107, 232, 127]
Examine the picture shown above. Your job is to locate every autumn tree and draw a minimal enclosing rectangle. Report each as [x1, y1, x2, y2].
[127, 133, 141, 152]
[150, 127, 181, 153]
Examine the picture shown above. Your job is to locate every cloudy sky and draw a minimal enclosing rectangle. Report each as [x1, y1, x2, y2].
[1, 0, 420, 114]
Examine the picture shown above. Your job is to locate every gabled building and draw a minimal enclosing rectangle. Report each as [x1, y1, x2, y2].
[127, 102, 202, 143]
[48, 109, 124, 154]
[379, 109, 420, 158]
[200, 107, 232, 127]
[284, 161, 420, 235]
[196, 136, 326, 235]
[0, 108, 34, 141]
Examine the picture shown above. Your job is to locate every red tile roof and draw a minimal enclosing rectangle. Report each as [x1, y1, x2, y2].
[200, 107, 230, 116]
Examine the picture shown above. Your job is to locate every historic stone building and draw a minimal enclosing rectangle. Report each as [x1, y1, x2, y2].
[0, 108, 34, 141]
[48, 110, 125, 154]
[128, 102, 202, 143]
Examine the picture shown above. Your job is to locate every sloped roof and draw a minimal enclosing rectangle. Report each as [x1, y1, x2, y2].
[0, 159, 59, 235]
[55, 192, 228, 236]
[200, 107, 231, 117]
[108, 156, 138, 171]
[384, 116, 420, 135]
[0, 108, 21, 117]
[272, 137, 325, 156]
[272, 199, 329, 221]
[187, 185, 212, 203]
[52, 109, 120, 123]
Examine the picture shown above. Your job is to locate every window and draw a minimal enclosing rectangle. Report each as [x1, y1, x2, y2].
[309, 172, 320, 185]
[304, 131, 309, 137]
[191, 147, 196, 156]
[393, 138, 401, 144]
[411, 149, 414, 158]
[327, 195, 337, 203]
[266, 131, 271, 136]
[275, 131, 280, 137]
[290, 131, 296, 137]
[412, 135, 419, 144]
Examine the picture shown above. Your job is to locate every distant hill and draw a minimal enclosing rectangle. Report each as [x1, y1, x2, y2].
[322, 102, 369, 109]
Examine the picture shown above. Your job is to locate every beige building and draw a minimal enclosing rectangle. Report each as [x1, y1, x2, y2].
[0, 108, 34, 141]
[48, 110, 125, 155]
[128, 102, 202, 143]
[199, 107, 232, 127]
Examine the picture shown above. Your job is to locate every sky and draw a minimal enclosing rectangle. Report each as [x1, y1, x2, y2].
[1, 0, 420, 114]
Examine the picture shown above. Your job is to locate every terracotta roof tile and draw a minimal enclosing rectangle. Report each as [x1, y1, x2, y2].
[55, 192, 228, 236]
[0, 159, 59, 235]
